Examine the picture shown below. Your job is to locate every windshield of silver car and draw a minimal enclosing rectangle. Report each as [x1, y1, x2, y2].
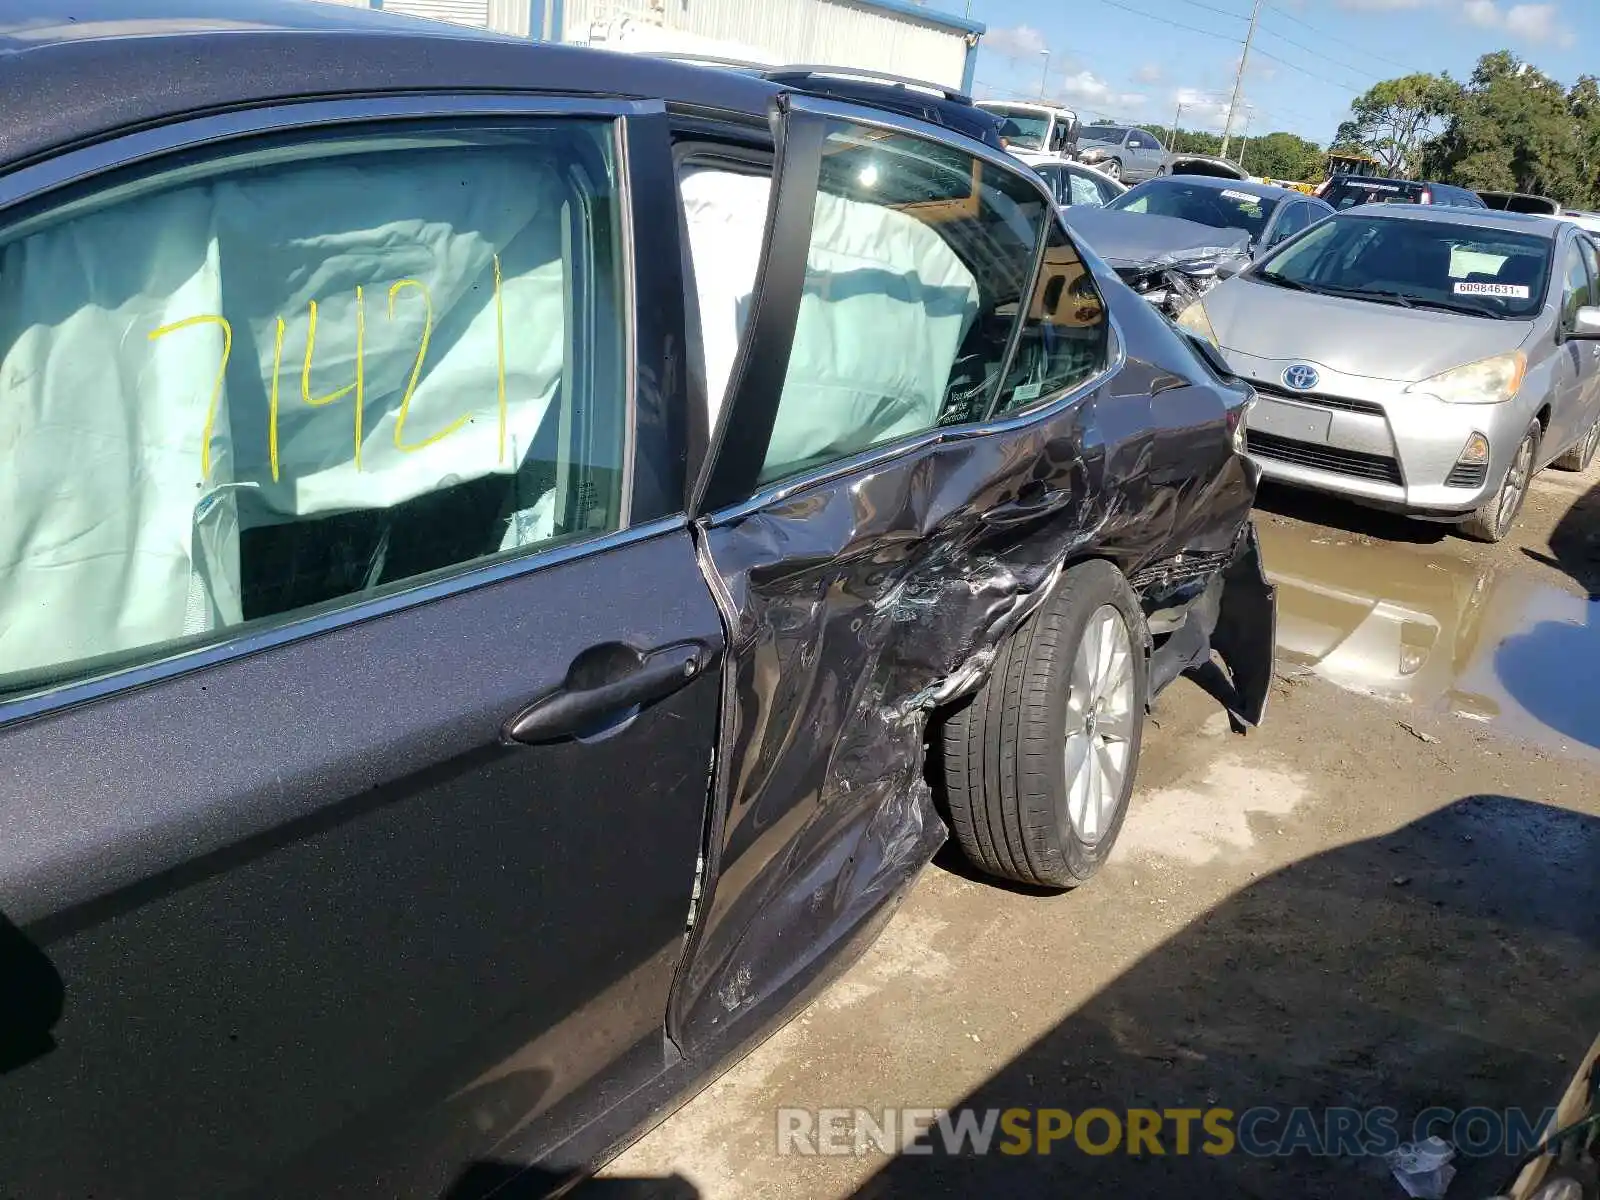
[1251, 214, 1552, 319]
[1107, 179, 1279, 242]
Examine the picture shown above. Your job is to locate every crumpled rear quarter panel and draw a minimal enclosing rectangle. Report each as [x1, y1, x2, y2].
[670, 363, 1260, 1049]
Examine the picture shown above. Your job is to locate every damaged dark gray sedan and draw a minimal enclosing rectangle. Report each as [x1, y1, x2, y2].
[1066, 176, 1334, 316]
[0, 3, 1275, 1197]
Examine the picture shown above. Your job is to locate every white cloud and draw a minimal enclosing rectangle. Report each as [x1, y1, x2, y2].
[1337, 0, 1573, 42]
[1173, 88, 1247, 132]
[1136, 63, 1164, 83]
[1056, 69, 1146, 112]
[1504, 3, 1562, 40]
[983, 24, 1049, 58]
[1335, 0, 1430, 9]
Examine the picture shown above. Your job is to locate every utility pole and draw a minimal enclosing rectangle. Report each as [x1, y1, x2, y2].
[1169, 100, 1184, 154]
[1219, 0, 1262, 162]
[1238, 109, 1255, 170]
[1038, 49, 1051, 99]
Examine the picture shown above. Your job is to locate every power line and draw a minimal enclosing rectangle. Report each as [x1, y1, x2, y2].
[1263, 1, 1418, 74]
[1170, 0, 1251, 21]
[1253, 45, 1366, 94]
[1088, 0, 1245, 43]
[1256, 20, 1385, 82]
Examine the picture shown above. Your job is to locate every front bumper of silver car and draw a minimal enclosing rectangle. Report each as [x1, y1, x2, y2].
[1224, 352, 1529, 518]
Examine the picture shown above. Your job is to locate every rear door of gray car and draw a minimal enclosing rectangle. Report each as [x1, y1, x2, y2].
[0, 95, 723, 1199]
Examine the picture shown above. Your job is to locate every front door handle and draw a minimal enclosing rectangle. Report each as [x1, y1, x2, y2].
[504, 641, 708, 745]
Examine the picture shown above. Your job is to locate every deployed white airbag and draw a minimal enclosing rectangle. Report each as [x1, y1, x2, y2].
[0, 150, 568, 675]
[676, 166, 978, 477]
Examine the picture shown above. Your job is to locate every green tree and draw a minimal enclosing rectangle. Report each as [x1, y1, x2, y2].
[1422, 52, 1585, 203]
[1568, 75, 1600, 206]
[1241, 131, 1325, 181]
[1334, 73, 1459, 176]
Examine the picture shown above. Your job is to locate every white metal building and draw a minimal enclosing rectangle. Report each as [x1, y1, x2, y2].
[318, 0, 986, 92]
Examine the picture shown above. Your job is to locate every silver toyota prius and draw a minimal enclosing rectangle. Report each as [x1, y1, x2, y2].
[1177, 205, 1600, 540]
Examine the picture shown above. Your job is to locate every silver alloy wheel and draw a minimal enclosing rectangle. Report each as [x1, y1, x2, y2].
[1496, 433, 1535, 536]
[1064, 604, 1137, 845]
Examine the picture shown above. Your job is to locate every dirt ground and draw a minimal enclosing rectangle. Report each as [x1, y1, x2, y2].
[596, 459, 1600, 1200]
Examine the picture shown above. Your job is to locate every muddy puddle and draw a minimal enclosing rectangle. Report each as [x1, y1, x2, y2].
[1257, 520, 1600, 762]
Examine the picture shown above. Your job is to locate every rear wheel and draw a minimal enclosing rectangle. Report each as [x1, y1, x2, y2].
[1100, 158, 1123, 182]
[939, 560, 1147, 889]
[1459, 421, 1539, 543]
[1553, 414, 1600, 471]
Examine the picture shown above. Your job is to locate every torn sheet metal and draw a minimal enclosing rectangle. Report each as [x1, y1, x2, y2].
[668, 365, 1264, 1051]
[1063, 206, 1254, 316]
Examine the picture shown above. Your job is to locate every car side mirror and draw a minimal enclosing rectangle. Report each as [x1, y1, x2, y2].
[1214, 259, 1245, 280]
[1570, 306, 1600, 340]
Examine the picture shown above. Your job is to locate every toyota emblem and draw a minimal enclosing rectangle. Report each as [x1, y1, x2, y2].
[1283, 364, 1320, 391]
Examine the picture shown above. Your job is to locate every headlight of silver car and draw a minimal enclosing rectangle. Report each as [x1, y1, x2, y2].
[1403, 351, 1527, 404]
[1175, 300, 1220, 347]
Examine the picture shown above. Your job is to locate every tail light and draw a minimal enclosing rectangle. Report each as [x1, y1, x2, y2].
[1421, 188, 1433, 204]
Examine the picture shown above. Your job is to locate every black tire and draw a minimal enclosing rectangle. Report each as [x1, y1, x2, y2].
[1459, 420, 1540, 543]
[1101, 159, 1123, 182]
[1554, 414, 1600, 472]
[939, 560, 1148, 889]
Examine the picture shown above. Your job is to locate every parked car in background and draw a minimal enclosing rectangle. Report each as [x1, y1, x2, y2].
[1478, 190, 1562, 215]
[1318, 174, 1487, 210]
[1076, 124, 1167, 183]
[976, 99, 1080, 163]
[1031, 158, 1128, 209]
[1064, 176, 1332, 316]
[1157, 151, 1250, 181]
[1179, 207, 1600, 541]
[0, 4, 1276, 1197]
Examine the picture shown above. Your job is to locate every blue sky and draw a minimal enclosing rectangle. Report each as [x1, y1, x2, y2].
[960, 0, 1597, 145]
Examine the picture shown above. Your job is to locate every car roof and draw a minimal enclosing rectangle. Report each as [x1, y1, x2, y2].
[0, 0, 781, 170]
[1329, 174, 1474, 191]
[1339, 202, 1566, 238]
[1130, 175, 1305, 202]
[978, 101, 1071, 115]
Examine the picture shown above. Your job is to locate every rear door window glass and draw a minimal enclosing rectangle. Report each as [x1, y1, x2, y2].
[0, 119, 626, 692]
[1068, 170, 1107, 207]
[758, 121, 1051, 483]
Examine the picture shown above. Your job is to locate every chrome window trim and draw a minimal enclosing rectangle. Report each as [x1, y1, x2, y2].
[0, 516, 690, 727]
[706, 309, 1127, 526]
[0, 93, 670, 726]
[613, 113, 639, 529]
[0, 94, 666, 210]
